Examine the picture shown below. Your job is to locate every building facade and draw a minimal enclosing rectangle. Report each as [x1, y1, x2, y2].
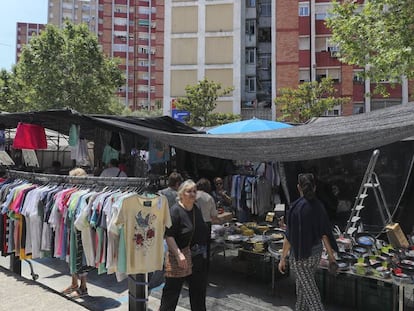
[47, 0, 162, 110]
[163, 0, 411, 120]
[18, 1, 411, 117]
[275, 0, 411, 117]
[16, 23, 45, 63]
[162, 0, 241, 117]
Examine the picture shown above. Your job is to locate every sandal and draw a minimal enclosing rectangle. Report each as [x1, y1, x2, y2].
[61, 285, 79, 295]
[70, 287, 88, 299]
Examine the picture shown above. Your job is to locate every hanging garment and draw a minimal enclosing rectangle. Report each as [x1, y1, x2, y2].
[113, 194, 171, 274]
[12, 123, 47, 150]
[109, 132, 121, 151]
[68, 124, 80, 147]
[148, 140, 170, 164]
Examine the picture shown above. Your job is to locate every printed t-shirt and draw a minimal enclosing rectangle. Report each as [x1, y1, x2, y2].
[114, 194, 171, 274]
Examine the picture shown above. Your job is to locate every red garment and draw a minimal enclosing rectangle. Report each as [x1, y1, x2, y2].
[12, 122, 47, 150]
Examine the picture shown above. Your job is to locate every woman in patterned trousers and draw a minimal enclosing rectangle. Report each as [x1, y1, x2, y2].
[278, 173, 338, 311]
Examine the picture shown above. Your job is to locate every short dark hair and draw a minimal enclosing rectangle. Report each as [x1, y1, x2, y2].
[168, 172, 183, 187]
[109, 158, 119, 167]
[298, 173, 316, 201]
[196, 178, 211, 193]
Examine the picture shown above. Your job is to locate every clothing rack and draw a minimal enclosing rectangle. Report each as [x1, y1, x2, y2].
[6, 169, 149, 188]
[4, 169, 151, 311]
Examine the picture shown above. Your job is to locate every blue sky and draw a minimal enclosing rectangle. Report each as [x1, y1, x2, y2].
[0, 0, 48, 71]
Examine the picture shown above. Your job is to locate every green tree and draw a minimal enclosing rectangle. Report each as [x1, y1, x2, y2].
[175, 78, 239, 127]
[274, 78, 350, 123]
[13, 22, 124, 113]
[326, 0, 414, 83]
[0, 69, 12, 111]
[0, 68, 26, 112]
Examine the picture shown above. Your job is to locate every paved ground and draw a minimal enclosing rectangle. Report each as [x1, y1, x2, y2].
[1, 250, 412, 311]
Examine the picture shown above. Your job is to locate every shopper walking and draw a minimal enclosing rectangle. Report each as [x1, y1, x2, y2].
[159, 179, 209, 311]
[278, 173, 338, 311]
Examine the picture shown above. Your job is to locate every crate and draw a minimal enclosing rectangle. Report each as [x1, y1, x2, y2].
[356, 278, 396, 311]
[325, 272, 357, 308]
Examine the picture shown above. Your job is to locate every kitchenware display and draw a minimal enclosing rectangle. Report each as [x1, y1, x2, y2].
[353, 244, 371, 256]
[392, 268, 413, 285]
[355, 232, 376, 247]
[338, 252, 358, 264]
[352, 262, 371, 276]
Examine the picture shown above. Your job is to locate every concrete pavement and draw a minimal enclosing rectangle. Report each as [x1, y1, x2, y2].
[0, 265, 87, 311]
[0, 252, 357, 311]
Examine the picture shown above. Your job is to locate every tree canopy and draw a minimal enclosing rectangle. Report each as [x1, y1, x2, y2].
[274, 78, 350, 123]
[326, 0, 414, 83]
[175, 78, 239, 127]
[8, 22, 124, 113]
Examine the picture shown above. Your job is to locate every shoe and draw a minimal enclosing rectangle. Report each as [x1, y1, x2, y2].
[61, 285, 79, 295]
[70, 287, 88, 299]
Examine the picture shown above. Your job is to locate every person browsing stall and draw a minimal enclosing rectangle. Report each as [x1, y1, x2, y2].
[278, 173, 338, 311]
[158, 171, 183, 208]
[196, 178, 220, 268]
[159, 179, 209, 311]
[211, 177, 232, 213]
[99, 158, 127, 177]
[61, 167, 91, 298]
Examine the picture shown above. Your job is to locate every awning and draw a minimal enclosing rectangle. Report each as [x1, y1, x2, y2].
[1, 104, 414, 162]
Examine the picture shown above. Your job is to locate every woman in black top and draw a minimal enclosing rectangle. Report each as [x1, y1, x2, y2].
[279, 173, 338, 311]
[160, 179, 209, 311]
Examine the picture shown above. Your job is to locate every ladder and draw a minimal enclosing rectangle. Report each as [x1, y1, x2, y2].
[345, 149, 393, 236]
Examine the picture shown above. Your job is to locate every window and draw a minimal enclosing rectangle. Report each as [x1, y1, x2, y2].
[353, 104, 364, 114]
[258, 53, 271, 69]
[315, 3, 332, 20]
[113, 44, 127, 52]
[246, 19, 256, 35]
[316, 68, 341, 83]
[323, 106, 341, 116]
[299, 3, 309, 16]
[115, 5, 128, 13]
[299, 37, 310, 50]
[245, 48, 256, 64]
[315, 37, 328, 52]
[246, 76, 256, 92]
[258, 27, 271, 42]
[315, 13, 327, 20]
[299, 70, 310, 82]
[246, 0, 256, 7]
[353, 71, 364, 83]
[259, 1, 271, 17]
[114, 17, 127, 26]
[139, 6, 156, 14]
[371, 100, 401, 111]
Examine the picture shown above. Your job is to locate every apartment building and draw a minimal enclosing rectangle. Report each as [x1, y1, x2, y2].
[47, 0, 162, 110]
[162, 0, 241, 117]
[16, 23, 45, 63]
[164, 0, 410, 120]
[276, 0, 410, 116]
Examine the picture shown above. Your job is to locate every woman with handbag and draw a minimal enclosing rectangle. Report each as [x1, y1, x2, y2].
[160, 179, 209, 311]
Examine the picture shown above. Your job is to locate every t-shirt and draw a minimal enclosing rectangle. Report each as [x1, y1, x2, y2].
[158, 187, 177, 208]
[165, 203, 209, 249]
[114, 194, 171, 274]
[196, 191, 217, 222]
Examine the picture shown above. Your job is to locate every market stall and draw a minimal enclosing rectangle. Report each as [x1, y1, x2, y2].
[2, 105, 414, 310]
